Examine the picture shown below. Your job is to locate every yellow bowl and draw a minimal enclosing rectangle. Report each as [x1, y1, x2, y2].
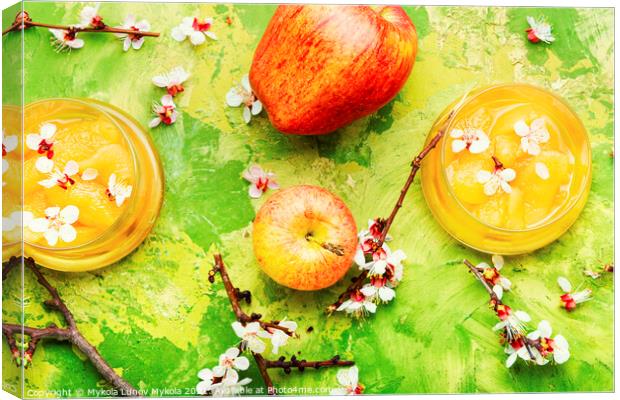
[420, 84, 592, 255]
[3, 98, 164, 271]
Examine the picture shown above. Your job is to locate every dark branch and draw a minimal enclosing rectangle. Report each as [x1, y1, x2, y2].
[2, 256, 140, 396]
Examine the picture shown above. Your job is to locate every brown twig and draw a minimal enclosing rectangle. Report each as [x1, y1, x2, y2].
[2, 256, 140, 397]
[265, 355, 354, 371]
[3, 11, 159, 37]
[210, 253, 353, 395]
[327, 110, 456, 313]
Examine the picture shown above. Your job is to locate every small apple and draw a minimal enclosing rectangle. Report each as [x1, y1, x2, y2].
[250, 5, 418, 135]
[252, 185, 358, 290]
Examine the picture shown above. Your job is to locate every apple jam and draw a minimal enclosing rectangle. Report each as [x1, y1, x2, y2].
[18, 99, 163, 271]
[421, 84, 591, 255]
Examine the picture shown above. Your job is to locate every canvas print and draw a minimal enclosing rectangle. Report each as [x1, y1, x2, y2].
[1, 1, 614, 398]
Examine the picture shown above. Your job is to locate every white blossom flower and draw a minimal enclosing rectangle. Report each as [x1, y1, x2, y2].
[152, 67, 190, 97]
[106, 173, 132, 207]
[79, 5, 104, 29]
[362, 245, 406, 278]
[197, 369, 251, 396]
[505, 341, 545, 368]
[526, 320, 570, 364]
[450, 128, 490, 154]
[216, 373, 252, 396]
[514, 118, 550, 156]
[526, 16, 555, 44]
[226, 75, 262, 124]
[330, 366, 364, 395]
[115, 15, 150, 51]
[49, 29, 84, 52]
[196, 368, 223, 395]
[231, 321, 270, 354]
[26, 123, 57, 173]
[557, 276, 593, 311]
[37, 160, 97, 189]
[242, 164, 278, 198]
[493, 308, 530, 344]
[264, 320, 297, 355]
[535, 162, 549, 180]
[337, 291, 377, 317]
[478, 254, 512, 300]
[29, 206, 79, 246]
[149, 95, 179, 128]
[171, 17, 217, 45]
[213, 347, 250, 377]
[360, 278, 396, 304]
[477, 166, 516, 196]
[2, 129, 18, 177]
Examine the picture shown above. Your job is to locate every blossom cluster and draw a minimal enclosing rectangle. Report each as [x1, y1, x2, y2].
[557, 276, 593, 311]
[471, 256, 570, 368]
[451, 117, 552, 196]
[196, 347, 252, 396]
[493, 304, 569, 368]
[2, 122, 133, 247]
[337, 219, 406, 318]
[48, 6, 152, 52]
[226, 74, 263, 124]
[196, 319, 298, 396]
[149, 67, 189, 128]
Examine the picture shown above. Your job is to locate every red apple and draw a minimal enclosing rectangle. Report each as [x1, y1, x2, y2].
[249, 5, 418, 135]
[252, 185, 358, 290]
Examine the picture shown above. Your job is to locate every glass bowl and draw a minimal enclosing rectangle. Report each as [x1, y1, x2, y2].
[14, 98, 164, 271]
[420, 83, 592, 255]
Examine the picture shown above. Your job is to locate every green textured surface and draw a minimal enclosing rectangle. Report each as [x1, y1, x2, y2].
[2, 3, 614, 397]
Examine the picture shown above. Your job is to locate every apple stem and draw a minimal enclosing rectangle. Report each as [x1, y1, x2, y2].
[463, 258, 540, 360]
[210, 253, 355, 394]
[2, 10, 160, 37]
[1, 256, 140, 396]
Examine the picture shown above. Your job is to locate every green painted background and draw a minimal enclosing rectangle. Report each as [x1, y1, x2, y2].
[2, 2, 614, 397]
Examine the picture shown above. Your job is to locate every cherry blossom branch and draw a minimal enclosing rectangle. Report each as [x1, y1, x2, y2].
[2, 256, 140, 397]
[327, 110, 456, 313]
[209, 253, 353, 395]
[2, 11, 159, 37]
[463, 259, 542, 363]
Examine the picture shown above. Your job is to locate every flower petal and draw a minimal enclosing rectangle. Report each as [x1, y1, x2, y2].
[538, 320, 552, 338]
[171, 26, 187, 42]
[64, 160, 79, 176]
[40, 123, 57, 139]
[35, 157, 54, 173]
[243, 107, 252, 124]
[449, 129, 464, 138]
[513, 119, 529, 137]
[234, 356, 250, 371]
[28, 218, 49, 233]
[44, 229, 59, 246]
[514, 310, 531, 322]
[60, 205, 79, 224]
[59, 224, 77, 243]
[451, 139, 467, 153]
[25, 134, 41, 151]
[248, 184, 263, 198]
[226, 89, 243, 107]
[557, 276, 572, 293]
[251, 100, 262, 116]
[189, 31, 206, 45]
[492, 254, 504, 270]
